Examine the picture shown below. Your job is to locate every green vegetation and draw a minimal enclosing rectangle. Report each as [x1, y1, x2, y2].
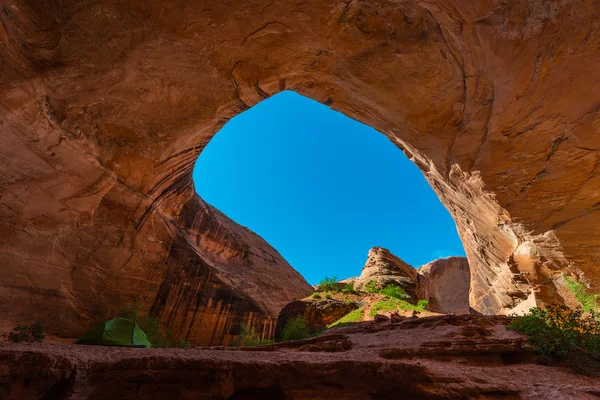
[380, 284, 410, 300]
[328, 308, 364, 329]
[324, 293, 332, 299]
[565, 276, 599, 313]
[6, 324, 45, 343]
[342, 282, 357, 294]
[312, 292, 322, 299]
[281, 315, 311, 341]
[116, 304, 190, 348]
[365, 280, 379, 293]
[369, 298, 428, 317]
[507, 304, 600, 375]
[230, 324, 273, 347]
[319, 276, 340, 292]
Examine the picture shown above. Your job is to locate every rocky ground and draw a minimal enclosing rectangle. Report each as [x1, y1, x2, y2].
[2, 314, 600, 399]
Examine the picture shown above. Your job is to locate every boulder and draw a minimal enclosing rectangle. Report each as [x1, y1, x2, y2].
[418, 257, 471, 314]
[275, 299, 358, 339]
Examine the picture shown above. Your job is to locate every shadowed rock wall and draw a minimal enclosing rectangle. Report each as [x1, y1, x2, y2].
[1, 0, 600, 342]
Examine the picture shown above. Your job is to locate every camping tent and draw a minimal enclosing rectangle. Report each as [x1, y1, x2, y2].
[75, 318, 152, 348]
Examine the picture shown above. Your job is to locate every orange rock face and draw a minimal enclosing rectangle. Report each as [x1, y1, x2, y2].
[1, 0, 600, 342]
[418, 257, 471, 314]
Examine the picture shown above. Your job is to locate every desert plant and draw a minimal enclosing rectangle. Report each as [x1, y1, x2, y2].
[324, 293, 332, 299]
[319, 276, 340, 292]
[230, 324, 273, 347]
[7, 324, 45, 343]
[565, 276, 599, 313]
[507, 304, 600, 374]
[342, 282, 356, 294]
[280, 315, 310, 341]
[312, 292, 322, 299]
[380, 284, 410, 300]
[364, 280, 379, 293]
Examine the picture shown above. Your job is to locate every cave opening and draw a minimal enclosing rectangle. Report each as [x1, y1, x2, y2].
[192, 91, 466, 285]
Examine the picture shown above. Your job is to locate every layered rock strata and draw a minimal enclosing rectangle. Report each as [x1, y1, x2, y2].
[1, 0, 600, 341]
[2, 315, 600, 399]
[351, 247, 419, 301]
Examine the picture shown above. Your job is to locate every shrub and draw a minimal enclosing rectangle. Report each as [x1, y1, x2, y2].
[319, 276, 340, 292]
[364, 280, 379, 293]
[369, 298, 428, 317]
[281, 315, 310, 341]
[324, 293, 332, 299]
[7, 324, 45, 343]
[507, 304, 600, 375]
[342, 282, 356, 294]
[312, 292, 322, 299]
[565, 276, 599, 313]
[380, 285, 410, 300]
[230, 324, 273, 347]
[328, 308, 363, 329]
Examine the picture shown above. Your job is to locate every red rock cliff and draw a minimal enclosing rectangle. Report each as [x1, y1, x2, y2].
[1, 0, 600, 341]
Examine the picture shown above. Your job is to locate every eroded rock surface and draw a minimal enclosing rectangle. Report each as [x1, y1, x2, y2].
[352, 247, 419, 301]
[418, 257, 471, 314]
[1, 0, 600, 341]
[2, 315, 599, 399]
[274, 299, 358, 339]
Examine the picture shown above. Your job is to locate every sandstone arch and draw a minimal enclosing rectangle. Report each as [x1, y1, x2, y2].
[1, 0, 599, 344]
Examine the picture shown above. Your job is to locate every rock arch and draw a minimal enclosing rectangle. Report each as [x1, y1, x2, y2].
[1, 0, 598, 344]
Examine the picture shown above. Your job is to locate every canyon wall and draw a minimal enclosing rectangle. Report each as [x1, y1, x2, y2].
[1, 0, 600, 341]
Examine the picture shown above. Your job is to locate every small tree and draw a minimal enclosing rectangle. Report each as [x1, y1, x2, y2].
[281, 315, 310, 341]
[319, 276, 340, 292]
[507, 304, 600, 375]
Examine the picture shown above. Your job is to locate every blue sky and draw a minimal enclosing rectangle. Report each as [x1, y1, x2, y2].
[193, 91, 465, 285]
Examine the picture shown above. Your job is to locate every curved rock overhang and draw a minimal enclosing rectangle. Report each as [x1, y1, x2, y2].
[1, 0, 599, 342]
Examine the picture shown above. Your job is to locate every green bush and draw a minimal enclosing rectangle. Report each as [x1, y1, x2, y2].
[369, 298, 428, 317]
[324, 293, 332, 299]
[565, 276, 599, 313]
[507, 304, 600, 374]
[380, 285, 410, 300]
[364, 280, 379, 293]
[328, 308, 363, 329]
[319, 276, 340, 292]
[312, 292, 322, 299]
[7, 324, 45, 343]
[230, 324, 273, 347]
[281, 315, 310, 341]
[342, 282, 356, 294]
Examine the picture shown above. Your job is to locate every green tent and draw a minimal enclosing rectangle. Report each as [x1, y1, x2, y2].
[75, 318, 151, 348]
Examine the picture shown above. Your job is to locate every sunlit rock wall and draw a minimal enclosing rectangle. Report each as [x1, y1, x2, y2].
[1, 0, 599, 342]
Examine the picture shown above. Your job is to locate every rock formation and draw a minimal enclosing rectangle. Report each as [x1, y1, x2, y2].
[274, 299, 358, 339]
[418, 257, 471, 314]
[344, 247, 470, 314]
[351, 247, 419, 301]
[1, 0, 600, 342]
[2, 314, 599, 399]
